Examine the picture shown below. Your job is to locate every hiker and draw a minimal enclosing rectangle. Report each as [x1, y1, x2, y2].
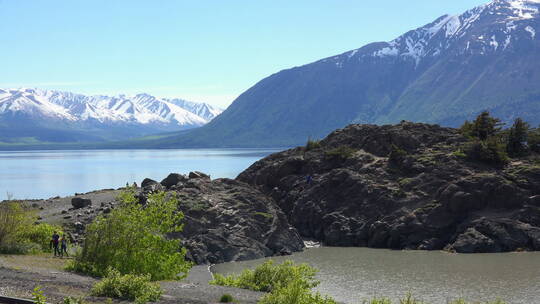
[60, 235, 69, 257]
[51, 231, 60, 257]
[306, 174, 313, 185]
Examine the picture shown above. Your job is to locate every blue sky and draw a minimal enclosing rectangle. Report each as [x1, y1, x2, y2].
[0, 0, 487, 108]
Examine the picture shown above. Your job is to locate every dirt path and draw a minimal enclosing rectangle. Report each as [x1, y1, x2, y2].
[0, 255, 262, 304]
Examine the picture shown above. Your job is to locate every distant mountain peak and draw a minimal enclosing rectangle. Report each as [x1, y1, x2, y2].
[334, 0, 539, 68]
[0, 88, 224, 138]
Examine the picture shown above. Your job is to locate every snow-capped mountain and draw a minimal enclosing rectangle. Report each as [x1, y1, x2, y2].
[0, 88, 223, 143]
[163, 0, 540, 148]
[334, 0, 539, 65]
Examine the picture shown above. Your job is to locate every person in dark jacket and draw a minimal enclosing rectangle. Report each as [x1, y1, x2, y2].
[51, 231, 60, 257]
[60, 235, 69, 257]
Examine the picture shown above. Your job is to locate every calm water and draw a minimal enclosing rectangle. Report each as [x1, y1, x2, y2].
[0, 149, 279, 200]
[212, 247, 540, 304]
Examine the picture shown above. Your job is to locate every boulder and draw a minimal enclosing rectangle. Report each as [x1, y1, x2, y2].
[141, 178, 163, 192]
[189, 171, 210, 179]
[71, 197, 92, 209]
[160, 173, 188, 189]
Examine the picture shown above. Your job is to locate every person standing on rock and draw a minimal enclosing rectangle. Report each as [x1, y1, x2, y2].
[51, 231, 60, 257]
[60, 235, 69, 257]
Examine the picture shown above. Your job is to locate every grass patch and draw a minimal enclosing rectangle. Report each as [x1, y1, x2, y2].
[219, 294, 234, 303]
[186, 200, 211, 211]
[91, 268, 162, 304]
[253, 212, 273, 219]
[305, 138, 322, 151]
[210, 260, 318, 292]
[258, 280, 336, 304]
[324, 146, 356, 160]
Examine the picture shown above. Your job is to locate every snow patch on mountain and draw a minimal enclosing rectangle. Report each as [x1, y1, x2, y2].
[360, 0, 540, 66]
[525, 25, 537, 37]
[0, 88, 223, 130]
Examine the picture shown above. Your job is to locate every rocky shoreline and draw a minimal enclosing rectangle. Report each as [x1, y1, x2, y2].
[27, 122, 540, 267]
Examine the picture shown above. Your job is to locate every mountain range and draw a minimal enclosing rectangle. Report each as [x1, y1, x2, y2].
[0, 88, 222, 143]
[156, 0, 540, 148]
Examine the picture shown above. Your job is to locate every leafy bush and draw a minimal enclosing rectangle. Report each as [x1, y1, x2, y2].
[362, 298, 392, 304]
[210, 260, 319, 292]
[91, 268, 162, 304]
[32, 286, 47, 304]
[258, 280, 336, 304]
[448, 300, 506, 304]
[0, 202, 31, 252]
[68, 190, 191, 281]
[62, 296, 86, 304]
[324, 146, 356, 160]
[305, 138, 322, 151]
[0, 202, 61, 254]
[464, 137, 509, 166]
[17, 222, 64, 252]
[219, 294, 234, 303]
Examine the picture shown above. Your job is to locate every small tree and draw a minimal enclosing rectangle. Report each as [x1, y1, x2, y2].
[459, 120, 475, 138]
[507, 118, 530, 157]
[471, 111, 504, 140]
[70, 189, 191, 281]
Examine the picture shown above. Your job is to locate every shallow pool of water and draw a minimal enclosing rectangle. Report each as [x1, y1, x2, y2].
[212, 247, 540, 304]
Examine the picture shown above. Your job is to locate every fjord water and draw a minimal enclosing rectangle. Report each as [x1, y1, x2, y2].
[213, 247, 540, 304]
[0, 149, 279, 200]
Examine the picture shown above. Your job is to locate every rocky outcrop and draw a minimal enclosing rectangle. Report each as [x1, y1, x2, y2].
[238, 122, 540, 253]
[142, 174, 304, 264]
[71, 197, 92, 209]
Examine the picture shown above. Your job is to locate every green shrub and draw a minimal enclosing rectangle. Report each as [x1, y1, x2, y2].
[91, 268, 162, 304]
[0, 202, 60, 254]
[63, 296, 86, 304]
[17, 222, 64, 252]
[324, 146, 356, 160]
[219, 294, 234, 303]
[68, 190, 191, 281]
[464, 137, 509, 166]
[448, 300, 506, 304]
[0, 202, 31, 252]
[305, 138, 322, 151]
[32, 286, 47, 304]
[210, 260, 319, 292]
[258, 280, 336, 304]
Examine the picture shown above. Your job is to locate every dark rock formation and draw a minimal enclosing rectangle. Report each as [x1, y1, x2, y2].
[189, 171, 211, 179]
[71, 197, 92, 209]
[161, 173, 188, 188]
[238, 122, 540, 253]
[144, 175, 304, 264]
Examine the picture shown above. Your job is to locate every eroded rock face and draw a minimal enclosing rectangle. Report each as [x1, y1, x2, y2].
[238, 122, 540, 253]
[144, 176, 304, 264]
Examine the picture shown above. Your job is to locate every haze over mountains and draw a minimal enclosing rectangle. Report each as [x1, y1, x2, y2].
[0, 88, 222, 143]
[158, 0, 540, 148]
